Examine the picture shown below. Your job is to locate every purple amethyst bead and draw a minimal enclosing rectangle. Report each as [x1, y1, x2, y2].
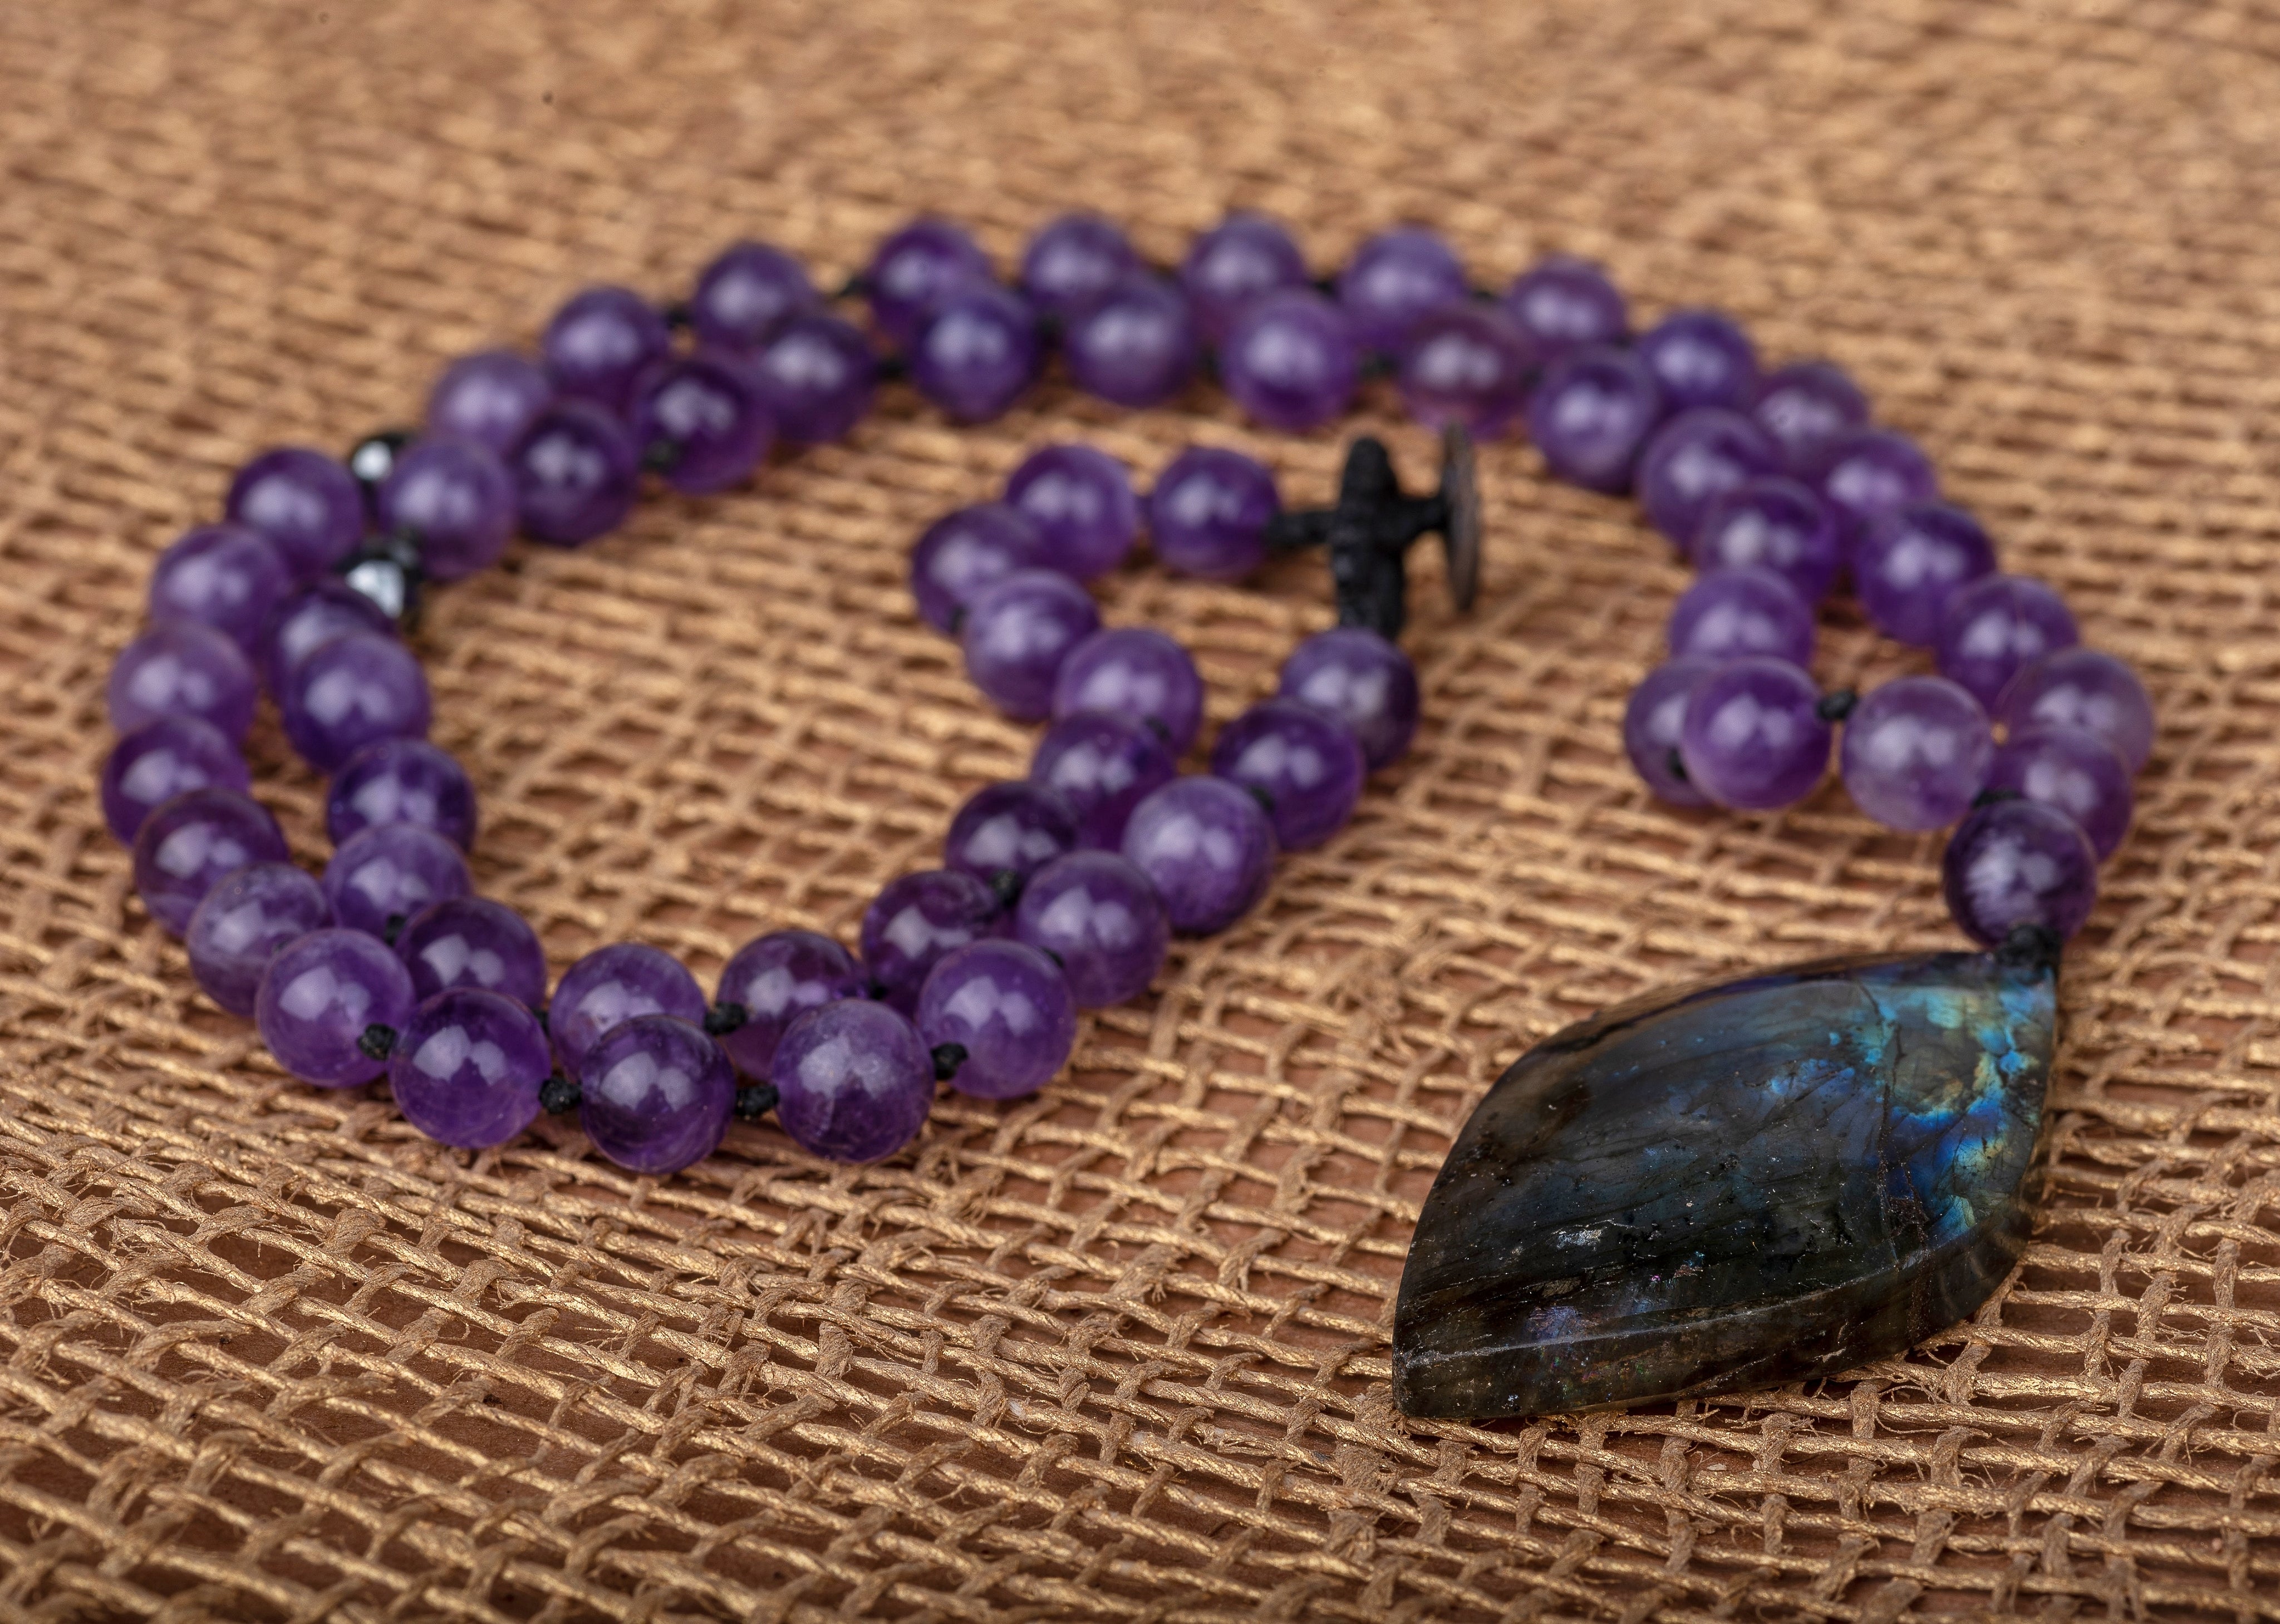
[101, 716, 248, 844]
[1995, 648, 2156, 774]
[1986, 725, 2134, 860]
[1180, 213, 1310, 344]
[225, 447, 366, 579]
[149, 523, 292, 655]
[1120, 775, 1276, 934]
[1689, 477, 1842, 603]
[1837, 676, 1995, 832]
[259, 580, 397, 696]
[1854, 501, 1997, 647]
[1278, 627, 1421, 771]
[1220, 289, 1360, 432]
[511, 400, 641, 547]
[945, 781, 1080, 885]
[427, 351, 556, 459]
[1006, 444, 1139, 580]
[255, 927, 416, 1088]
[1146, 446, 1280, 582]
[1012, 851, 1168, 1007]
[861, 868, 1001, 1014]
[1636, 408, 1782, 547]
[322, 823, 471, 941]
[910, 282, 1041, 424]
[389, 987, 549, 1149]
[961, 569, 1101, 721]
[1337, 227, 1468, 355]
[1525, 344, 1665, 494]
[631, 353, 774, 495]
[1397, 304, 1532, 436]
[770, 999, 933, 1163]
[109, 620, 257, 740]
[917, 940, 1077, 1101]
[714, 928, 865, 1079]
[1636, 309, 1760, 414]
[1501, 255, 1629, 361]
[1677, 657, 1831, 811]
[396, 896, 548, 1008]
[910, 503, 1048, 633]
[132, 787, 289, 936]
[689, 241, 819, 353]
[1751, 361, 1870, 474]
[1666, 566, 1816, 667]
[750, 315, 878, 444]
[1032, 710, 1177, 850]
[279, 631, 431, 774]
[1623, 658, 1719, 806]
[1935, 574, 2081, 708]
[578, 1015, 736, 1175]
[542, 285, 671, 415]
[1210, 697, 1365, 851]
[186, 861, 331, 1017]
[1942, 799, 2099, 948]
[1052, 627, 1206, 756]
[375, 436, 518, 580]
[1814, 427, 1938, 549]
[865, 218, 994, 346]
[1020, 213, 1140, 318]
[551, 943, 707, 1082]
[326, 738, 478, 852]
[1063, 274, 1198, 409]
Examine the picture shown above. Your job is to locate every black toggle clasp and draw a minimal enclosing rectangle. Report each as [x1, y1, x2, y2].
[1261, 424, 1481, 642]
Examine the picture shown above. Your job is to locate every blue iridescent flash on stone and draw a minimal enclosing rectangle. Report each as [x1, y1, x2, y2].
[1393, 945, 2057, 1418]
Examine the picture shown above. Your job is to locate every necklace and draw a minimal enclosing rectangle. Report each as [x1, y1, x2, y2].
[99, 210, 2151, 1420]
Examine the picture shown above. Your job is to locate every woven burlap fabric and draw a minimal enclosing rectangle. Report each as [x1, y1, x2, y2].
[2, 0, 2276, 1617]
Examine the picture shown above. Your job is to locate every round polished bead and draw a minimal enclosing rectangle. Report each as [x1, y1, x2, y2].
[375, 436, 518, 580]
[1146, 447, 1280, 582]
[770, 999, 933, 1163]
[389, 988, 549, 1149]
[861, 868, 1003, 1013]
[1063, 274, 1198, 408]
[1666, 566, 1815, 667]
[749, 314, 878, 444]
[1006, 444, 1139, 580]
[1397, 304, 1532, 436]
[631, 353, 774, 495]
[1986, 725, 2134, 860]
[1839, 676, 1994, 831]
[1121, 775, 1276, 934]
[102, 716, 249, 844]
[426, 351, 556, 459]
[258, 580, 397, 696]
[1210, 697, 1365, 851]
[1814, 427, 1938, 548]
[186, 861, 331, 1017]
[132, 788, 289, 936]
[961, 569, 1101, 721]
[910, 502, 1048, 633]
[1525, 344, 1665, 494]
[511, 400, 642, 547]
[1012, 851, 1168, 1007]
[279, 631, 430, 773]
[149, 523, 292, 655]
[579, 1015, 736, 1175]
[552, 943, 707, 1081]
[1935, 574, 2081, 708]
[1751, 360, 1870, 474]
[945, 781, 1080, 885]
[1854, 501, 1997, 646]
[1019, 213, 1139, 318]
[917, 940, 1077, 1101]
[1943, 799, 2099, 948]
[322, 823, 470, 941]
[1179, 212, 1310, 344]
[1501, 255, 1629, 361]
[1677, 657, 1831, 811]
[1995, 648, 2156, 774]
[1689, 476, 1842, 603]
[689, 240, 818, 353]
[865, 218, 994, 346]
[395, 896, 548, 1007]
[1052, 627, 1205, 756]
[1622, 658, 1718, 807]
[255, 927, 417, 1088]
[910, 282, 1041, 423]
[714, 928, 866, 1079]
[225, 446, 366, 579]
[1220, 288, 1359, 432]
[109, 620, 257, 740]
[542, 286, 671, 415]
[1636, 309, 1760, 414]
[326, 738, 477, 852]
[1636, 408, 1782, 547]
[1032, 710, 1177, 850]
[1278, 626, 1420, 770]
[1337, 227, 1468, 355]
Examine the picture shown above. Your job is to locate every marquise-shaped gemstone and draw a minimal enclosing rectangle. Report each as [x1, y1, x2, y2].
[1393, 949, 2056, 1418]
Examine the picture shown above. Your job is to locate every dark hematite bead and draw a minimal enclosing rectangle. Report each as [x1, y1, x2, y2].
[1392, 947, 2056, 1419]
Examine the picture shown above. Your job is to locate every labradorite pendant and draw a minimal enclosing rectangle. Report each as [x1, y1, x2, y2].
[1393, 943, 2057, 1419]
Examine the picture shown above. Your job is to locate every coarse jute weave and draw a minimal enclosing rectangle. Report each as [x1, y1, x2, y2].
[1, 1, 2276, 1617]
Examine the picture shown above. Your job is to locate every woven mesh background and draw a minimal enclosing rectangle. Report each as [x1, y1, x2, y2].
[2, 1, 2276, 1617]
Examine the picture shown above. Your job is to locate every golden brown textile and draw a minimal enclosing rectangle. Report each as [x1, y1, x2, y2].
[1, 1, 2275, 1617]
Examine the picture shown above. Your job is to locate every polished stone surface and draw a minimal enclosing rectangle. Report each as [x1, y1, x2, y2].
[1393, 948, 2056, 1418]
